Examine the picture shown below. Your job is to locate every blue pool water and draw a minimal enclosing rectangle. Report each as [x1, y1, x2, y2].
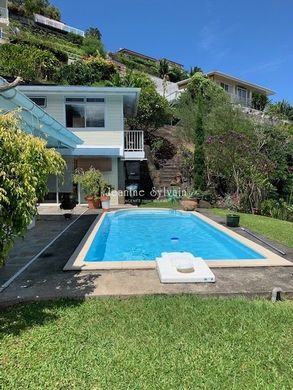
[85, 210, 266, 262]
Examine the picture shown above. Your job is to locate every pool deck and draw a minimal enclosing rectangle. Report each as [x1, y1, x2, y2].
[0, 206, 292, 306]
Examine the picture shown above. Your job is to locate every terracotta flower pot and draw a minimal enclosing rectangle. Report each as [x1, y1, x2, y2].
[86, 196, 101, 209]
[100, 195, 111, 211]
[180, 199, 198, 211]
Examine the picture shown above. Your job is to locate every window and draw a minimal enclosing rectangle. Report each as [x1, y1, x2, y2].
[220, 82, 231, 93]
[29, 96, 47, 108]
[237, 87, 248, 100]
[65, 97, 105, 128]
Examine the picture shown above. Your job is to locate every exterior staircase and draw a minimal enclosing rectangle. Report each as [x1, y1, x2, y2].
[159, 159, 180, 189]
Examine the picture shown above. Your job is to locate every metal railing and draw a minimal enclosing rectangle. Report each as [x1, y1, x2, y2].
[230, 93, 252, 108]
[0, 6, 8, 22]
[165, 90, 183, 102]
[124, 130, 144, 151]
[34, 14, 85, 37]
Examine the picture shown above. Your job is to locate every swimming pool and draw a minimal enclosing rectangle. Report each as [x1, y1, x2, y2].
[85, 210, 264, 261]
[64, 209, 291, 270]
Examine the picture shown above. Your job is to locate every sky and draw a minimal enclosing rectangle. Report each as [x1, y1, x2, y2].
[52, 0, 293, 103]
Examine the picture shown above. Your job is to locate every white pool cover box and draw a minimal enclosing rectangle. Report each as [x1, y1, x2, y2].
[156, 252, 216, 283]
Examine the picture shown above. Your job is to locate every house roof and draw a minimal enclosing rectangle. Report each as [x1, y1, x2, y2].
[18, 85, 141, 117]
[207, 71, 275, 96]
[178, 71, 275, 96]
[117, 48, 184, 68]
[0, 77, 82, 149]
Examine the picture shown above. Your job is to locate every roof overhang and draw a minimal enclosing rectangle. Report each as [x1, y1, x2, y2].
[207, 71, 275, 96]
[18, 85, 141, 117]
[0, 78, 83, 149]
[178, 72, 275, 96]
[59, 145, 122, 157]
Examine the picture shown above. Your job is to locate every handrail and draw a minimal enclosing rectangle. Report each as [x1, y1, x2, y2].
[34, 13, 84, 37]
[124, 130, 144, 151]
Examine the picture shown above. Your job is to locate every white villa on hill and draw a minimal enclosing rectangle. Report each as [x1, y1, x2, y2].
[0, 79, 144, 205]
[162, 71, 275, 109]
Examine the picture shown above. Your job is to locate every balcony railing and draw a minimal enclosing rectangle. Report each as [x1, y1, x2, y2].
[34, 14, 84, 37]
[0, 6, 9, 25]
[230, 93, 252, 108]
[124, 130, 144, 152]
[165, 90, 183, 102]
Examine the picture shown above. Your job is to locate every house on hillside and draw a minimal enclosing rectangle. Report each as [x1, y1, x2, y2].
[177, 71, 275, 108]
[0, 0, 9, 43]
[112, 48, 184, 69]
[0, 79, 145, 205]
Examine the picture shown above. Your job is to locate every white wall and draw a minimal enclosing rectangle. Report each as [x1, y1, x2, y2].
[42, 94, 124, 147]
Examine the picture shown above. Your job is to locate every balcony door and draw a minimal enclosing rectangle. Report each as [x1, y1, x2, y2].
[236, 87, 248, 104]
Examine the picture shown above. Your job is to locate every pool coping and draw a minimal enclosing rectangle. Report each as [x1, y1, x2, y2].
[63, 208, 292, 271]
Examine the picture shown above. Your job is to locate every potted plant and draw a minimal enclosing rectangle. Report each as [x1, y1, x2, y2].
[224, 194, 240, 227]
[73, 167, 106, 209]
[100, 184, 113, 211]
[180, 189, 200, 211]
[60, 194, 78, 219]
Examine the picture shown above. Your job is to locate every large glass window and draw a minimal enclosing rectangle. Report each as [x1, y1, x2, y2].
[65, 97, 105, 128]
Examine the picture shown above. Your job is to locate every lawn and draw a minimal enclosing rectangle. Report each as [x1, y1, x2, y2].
[139, 200, 181, 208]
[1, 296, 293, 389]
[212, 208, 293, 248]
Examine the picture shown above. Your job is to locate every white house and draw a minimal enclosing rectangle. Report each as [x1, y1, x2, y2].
[0, 0, 9, 43]
[0, 80, 144, 205]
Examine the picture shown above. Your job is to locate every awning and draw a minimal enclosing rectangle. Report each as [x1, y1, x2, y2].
[0, 77, 83, 149]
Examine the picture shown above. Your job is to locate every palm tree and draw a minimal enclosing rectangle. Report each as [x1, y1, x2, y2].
[268, 100, 293, 121]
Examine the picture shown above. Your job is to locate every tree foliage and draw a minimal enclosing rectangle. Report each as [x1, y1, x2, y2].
[85, 27, 102, 41]
[9, 0, 61, 20]
[267, 100, 293, 121]
[0, 114, 65, 265]
[251, 92, 269, 111]
[0, 44, 60, 80]
[108, 71, 171, 132]
[176, 73, 293, 212]
[55, 57, 116, 85]
[127, 87, 171, 132]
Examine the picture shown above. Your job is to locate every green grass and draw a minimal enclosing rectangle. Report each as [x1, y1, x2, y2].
[1, 297, 293, 389]
[212, 208, 293, 248]
[139, 200, 181, 208]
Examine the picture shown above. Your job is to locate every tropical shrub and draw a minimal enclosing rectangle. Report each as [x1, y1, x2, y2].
[176, 74, 293, 212]
[127, 86, 172, 132]
[177, 146, 193, 186]
[107, 71, 154, 88]
[251, 92, 269, 111]
[9, 0, 61, 20]
[0, 114, 65, 265]
[261, 199, 293, 222]
[267, 100, 293, 121]
[0, 44, 60, 80]
[56, 57, 116, 85]
[72, 167, 107, 199]
[82, 36, 106, 57]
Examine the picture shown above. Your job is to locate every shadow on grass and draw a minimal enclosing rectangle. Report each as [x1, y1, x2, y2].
[0, 298, 87, 338]
[0, 214, 101, 324]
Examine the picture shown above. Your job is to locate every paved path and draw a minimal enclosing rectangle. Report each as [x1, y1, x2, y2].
[0, 209, 292, 306]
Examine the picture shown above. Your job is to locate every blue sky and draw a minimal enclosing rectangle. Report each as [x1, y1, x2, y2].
[52, 0, 293, 103]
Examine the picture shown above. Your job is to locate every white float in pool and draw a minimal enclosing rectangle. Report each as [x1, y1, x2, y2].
[156, 252, 216, 283]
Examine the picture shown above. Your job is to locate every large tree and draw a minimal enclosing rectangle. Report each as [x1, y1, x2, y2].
[176, 73, 227, 191]
[0, 114, 65, 265]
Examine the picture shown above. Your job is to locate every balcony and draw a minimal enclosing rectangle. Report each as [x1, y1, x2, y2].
[124, 130, 145, 160]
[34, 14, 84, 37]
[0, 7, 9, 26]
[229, 93, 252, 108]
